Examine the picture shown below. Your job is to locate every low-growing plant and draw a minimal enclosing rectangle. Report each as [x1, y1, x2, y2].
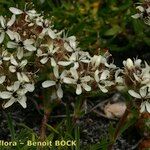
[0, 1, 149, 149]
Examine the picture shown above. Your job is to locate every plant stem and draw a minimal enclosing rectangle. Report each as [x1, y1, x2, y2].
[40, 109, 51, 141]
[108, 106, 130, 150]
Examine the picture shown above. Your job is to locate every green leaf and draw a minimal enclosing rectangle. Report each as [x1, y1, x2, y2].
[143, 37, 150, 46]
[105, 25, 122, 36]
[46, 123, 59, 134]
[6, 112, 15, 140]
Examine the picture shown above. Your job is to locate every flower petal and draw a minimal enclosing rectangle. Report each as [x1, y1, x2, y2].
[48, 28, 56, 39]
[24, 45, 36, 51]
[63, 77, 76, 84]
[3, 97, 16, 108]
[53, 66, 59, 78]
[128, 90, 141, 99]
[17, 48, 24, 60]
[13, 81, 20, 91]
[6, 30, 15, 40]
[0, 32, 5, 43]
[73, 62, 79, 69]
[9, 66, 16, 72]
[40, 57, 49, 64]
[24, 39, 34, 45]
[134, 59, 142, 67]
[42, 80, 56, 88]
[0, 16, 6, 28]
[70, 68, 78, 80]
[136, 6, 144, 12]
[100, 70, 110, 80]
[57, 84, 63, 98]
[76, 84, 82, 95]
[9, 7, 23, 15]
[51, 58, 56, 67]
[0, 91, 12, 99]
[58, 61, 72, 66]
[7, 42, 18, 49]
[36, 49, 43, 57]
[64, 42, 73, 52]
[17, 96, 27, 108]
[145, 101, 150, 113]
[94, 70, 100, 82]
[131, 14, 141, 19]
[125, 58, 134, 69]
[82, 83, 91, 92]
[68, 36, 76, 48]
[140, 102, 146, 113]
[7, 15, 16, 27]
[0, 76, 6, 84]
[25, 84, 35, 92]
[70, 53, 77, 61]
[22, 73, 30, 82]
[81, 76, 91, 82]
[140, 87, 147, 98]
[98, 84, 108, 93]
[10, 55, 18, 66]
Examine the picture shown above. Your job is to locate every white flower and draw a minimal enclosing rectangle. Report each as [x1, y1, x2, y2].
[115, 69, 124, 84]
[26, 9, 41, 20]
[0, 15, 16, 43]
[126, 60, 150, 87]
[131, 5, 150, 26]
[114, 69, 125, 91]
[7, 81, 34, 93]
[91, 55, 116, 69]
[42, 66, 66, 98]
[123, 58, 142, 70]
[94, 69, 114, 93]
[9, 7, 41, 26]
[0, 80, 34, 108]
[131, 6, 144, 19]
[133, 66, 150, 85]
[0, 50, 10, 64]
[39, 19, 56, 39]
[9, 55, 27, 73]
[38, 44, 58, 66]
[63, 36, 78, 52]
[7, 39, 36, 59]
[63, 68, 91, 95]
[91, 55, 106, 68]
[136, 6, 145, 12]
[128, 86, 150, 99]
[140, 101, 150, 113]
[58, 51, 91, 69]
[9, 7, 40, 18]
[0, 81, 27, 108]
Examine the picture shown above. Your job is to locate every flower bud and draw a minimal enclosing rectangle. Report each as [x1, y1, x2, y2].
[123, 58, 134, 69]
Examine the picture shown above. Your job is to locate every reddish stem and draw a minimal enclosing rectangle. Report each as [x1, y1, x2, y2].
[108, 106, 130, 150]
[40, 109, 51, 141]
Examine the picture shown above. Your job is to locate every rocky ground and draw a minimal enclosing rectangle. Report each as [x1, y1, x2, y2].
[0, 93, 141, 150]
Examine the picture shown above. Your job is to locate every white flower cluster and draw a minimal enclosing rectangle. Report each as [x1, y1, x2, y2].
[0, 6, 149, 114]
[122, 58, 150, 113]
[132, 0, 150, 25]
